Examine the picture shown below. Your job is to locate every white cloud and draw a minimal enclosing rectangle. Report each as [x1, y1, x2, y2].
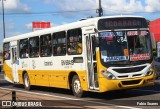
[101, 0, 144, 14]
[51, 22, 59, 27]
[0, 0, 30, 12]
[145, 0, 160, 12]
[45, 0, 160, 17]
[44, 0, 146, 16]
[51, 22, 68, 26]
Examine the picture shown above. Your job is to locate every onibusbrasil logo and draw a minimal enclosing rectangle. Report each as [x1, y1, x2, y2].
[2, 101, 42, 107]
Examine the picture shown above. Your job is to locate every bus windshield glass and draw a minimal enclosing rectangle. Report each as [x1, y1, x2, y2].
[99, 30, 151, 63]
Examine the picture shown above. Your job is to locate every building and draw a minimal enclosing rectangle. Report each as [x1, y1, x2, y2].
[150, 18, 160, 42]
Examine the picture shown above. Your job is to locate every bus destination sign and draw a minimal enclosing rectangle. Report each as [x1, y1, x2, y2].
[98, 17, 148, 30]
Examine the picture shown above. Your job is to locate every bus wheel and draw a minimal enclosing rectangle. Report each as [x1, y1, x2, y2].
[23, 73, 31, 90]
[72, 75, 84, 97]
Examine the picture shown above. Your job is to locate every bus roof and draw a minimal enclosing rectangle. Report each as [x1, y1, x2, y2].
[3, 15, 145, 43]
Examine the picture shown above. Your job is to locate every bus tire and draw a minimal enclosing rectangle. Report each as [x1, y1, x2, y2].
[23, 73, 31, 90]
[72, 75, 84, 97]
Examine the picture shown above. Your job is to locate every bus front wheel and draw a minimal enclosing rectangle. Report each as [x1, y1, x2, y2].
[23, 73, 31, 90]
[72, 75, 84, 97]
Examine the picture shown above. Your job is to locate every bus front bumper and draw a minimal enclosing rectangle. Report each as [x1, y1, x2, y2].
[99, 74, 155, 92]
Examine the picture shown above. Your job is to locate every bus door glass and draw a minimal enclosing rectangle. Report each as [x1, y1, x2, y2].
[11, 46, 19, 82]
[86, 34, 99, 90]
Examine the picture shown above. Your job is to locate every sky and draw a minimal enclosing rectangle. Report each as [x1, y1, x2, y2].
[0, 0, 160, 51]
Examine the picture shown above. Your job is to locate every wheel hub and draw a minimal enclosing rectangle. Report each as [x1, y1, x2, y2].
[74, 79, 81, 94]
[25, 77, 29, 87]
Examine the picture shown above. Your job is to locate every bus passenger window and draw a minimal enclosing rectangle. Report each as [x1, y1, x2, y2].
[40, 34, 51, 57]
[19, 39, 28, 58]
[4, 43, 10, 60]
[29, 36, 39, 58]
[67, 28, 82, 55]
[52, 31, 66, 56]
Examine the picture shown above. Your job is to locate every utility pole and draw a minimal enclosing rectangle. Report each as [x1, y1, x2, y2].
[96, 0, 103, 17]
[1, 0, 6, 38]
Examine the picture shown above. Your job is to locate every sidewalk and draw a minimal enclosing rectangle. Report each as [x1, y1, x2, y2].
[0, 88, 113, 109]
[0, 89, 84, 108]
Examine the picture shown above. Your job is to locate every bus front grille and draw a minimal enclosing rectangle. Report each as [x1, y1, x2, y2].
[121, 79, 141, 85]
[113, 66, 146, 73]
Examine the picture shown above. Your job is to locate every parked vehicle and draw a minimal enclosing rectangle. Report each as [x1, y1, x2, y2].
[154, 57, 160, 79]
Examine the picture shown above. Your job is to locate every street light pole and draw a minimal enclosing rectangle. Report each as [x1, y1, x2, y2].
[96, 0, 103, 17]
[1, 0, 6, 38]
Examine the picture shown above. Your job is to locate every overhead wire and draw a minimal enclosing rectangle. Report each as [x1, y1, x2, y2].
[0, 8, 159, 16]
[0, 8, 97, 15]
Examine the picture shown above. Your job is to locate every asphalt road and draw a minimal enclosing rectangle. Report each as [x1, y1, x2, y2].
[0, 72, 160, 109]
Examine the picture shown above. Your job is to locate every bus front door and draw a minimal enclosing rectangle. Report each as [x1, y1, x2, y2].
[11, 46, 19, 83]
[86, 34, 99, 90]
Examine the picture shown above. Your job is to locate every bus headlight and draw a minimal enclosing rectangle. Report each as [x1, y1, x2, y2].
[101, 70, 116, 80]
[144, 68, 153, 76]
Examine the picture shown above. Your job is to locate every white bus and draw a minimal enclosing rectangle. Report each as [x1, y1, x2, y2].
[3, 15, 155, 97]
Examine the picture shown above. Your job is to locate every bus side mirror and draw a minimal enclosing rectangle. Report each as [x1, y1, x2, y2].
[92, 35, 99, 47]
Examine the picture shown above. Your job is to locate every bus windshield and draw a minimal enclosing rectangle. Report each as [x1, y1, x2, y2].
[99, 30, 151, 63]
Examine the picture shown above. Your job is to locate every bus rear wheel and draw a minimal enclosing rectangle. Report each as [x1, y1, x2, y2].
[23, 73, 31, 90]
[72, 75, 84, 97]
